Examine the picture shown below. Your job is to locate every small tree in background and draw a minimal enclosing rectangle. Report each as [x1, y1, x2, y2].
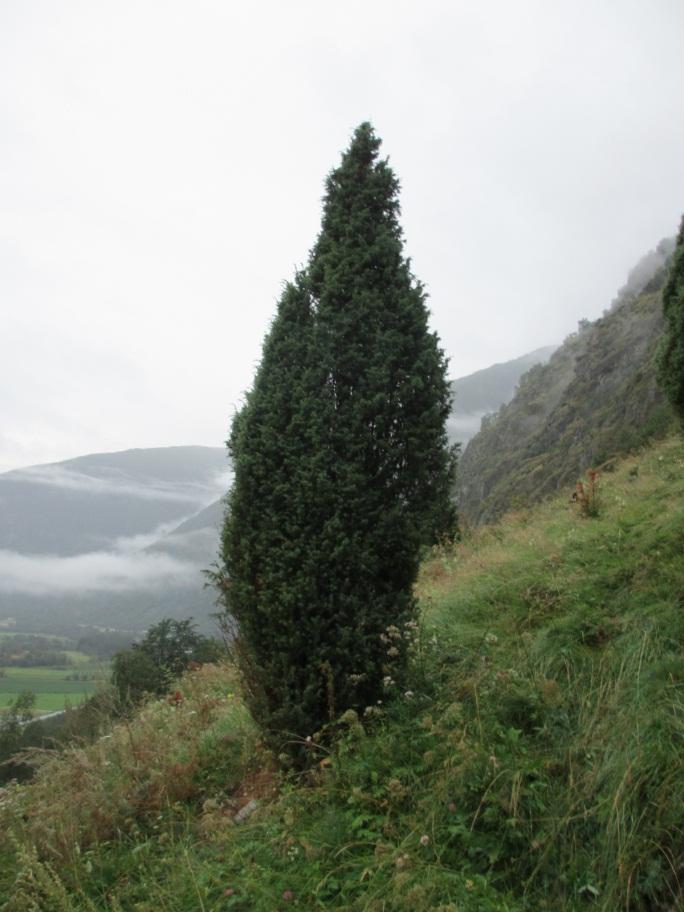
[111, 648, 164, 704]
[111, 618, 223, 704]
[657, 215, 684, 421]
[218, 124, 456, 760]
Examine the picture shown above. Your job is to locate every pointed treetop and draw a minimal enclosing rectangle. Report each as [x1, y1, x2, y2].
[313, 123, 402, 271]
[344, 121, 382, 167]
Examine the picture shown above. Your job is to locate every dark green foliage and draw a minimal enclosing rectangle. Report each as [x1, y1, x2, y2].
[136, 617, 222, 677]
[111, 617, 223, 703]
[310, 123, 456, 547]
[0, 634, 73, 668]
[0, 691, 38, 782]
[219, 124, 456, 756]
[111, 648, 165, 704]
[657, 216, 684, 420]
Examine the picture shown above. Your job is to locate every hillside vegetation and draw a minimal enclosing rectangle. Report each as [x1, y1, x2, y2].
[458, 244, 676, 525]
[2, 436, 683, 910]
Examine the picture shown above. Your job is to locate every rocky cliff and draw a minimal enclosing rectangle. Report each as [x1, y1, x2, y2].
[457, 239, 676, 525]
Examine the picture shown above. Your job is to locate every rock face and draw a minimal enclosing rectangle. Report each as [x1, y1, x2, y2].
[457, 239, 676, 526]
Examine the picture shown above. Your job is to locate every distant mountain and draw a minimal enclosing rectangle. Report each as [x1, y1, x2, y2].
[158, 498, 225, 538]
[0, 446, 229, 556]
[457, 237, 676, 526]
[0, 447, 230, 634]
[448, 346, 557, 447]
[146, 498, 225, 564]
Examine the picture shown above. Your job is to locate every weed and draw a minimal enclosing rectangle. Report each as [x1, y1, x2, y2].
[574, 468, 602, 517]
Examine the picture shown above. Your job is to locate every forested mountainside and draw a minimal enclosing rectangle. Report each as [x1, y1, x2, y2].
[457, 238, 676, 525]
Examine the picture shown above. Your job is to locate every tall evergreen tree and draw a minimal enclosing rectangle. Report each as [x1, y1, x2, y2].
[657, 216, 684, 421]
[218, 124, 456, 758]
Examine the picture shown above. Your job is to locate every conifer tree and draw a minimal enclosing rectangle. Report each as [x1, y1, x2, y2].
[219, 277, 330, 740]
[657, 216, 684, 421]
[219, 124, 456, 757]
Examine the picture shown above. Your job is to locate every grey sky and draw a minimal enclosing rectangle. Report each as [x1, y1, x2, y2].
[1, 0, 683, 472]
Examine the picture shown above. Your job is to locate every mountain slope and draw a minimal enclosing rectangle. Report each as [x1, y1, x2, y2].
[0, 446, 228, 556]
[4, 436, 683, 911]
[0, 447, 230, 634]
[447, 345, 556, 447]
[458, 240, 676, 525]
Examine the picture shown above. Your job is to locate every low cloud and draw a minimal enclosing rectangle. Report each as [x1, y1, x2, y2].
[0, 549, 201, 596]
[111, 518, 196, 554]
[4, 464, 224, 505]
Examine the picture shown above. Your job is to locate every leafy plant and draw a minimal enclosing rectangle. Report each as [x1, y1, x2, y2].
[574, 468, 601, 517]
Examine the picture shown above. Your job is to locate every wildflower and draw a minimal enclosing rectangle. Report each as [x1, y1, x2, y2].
[465, 879, 474, 890]
[282, 890, 295, 901]
[387, 646, 399, 657]
[420, 834, 430, 847]
[484, 632, 498, 645]
[223, 888, 235, 897]
[448, 802, 456, 813]
[404, 690, 414, 699]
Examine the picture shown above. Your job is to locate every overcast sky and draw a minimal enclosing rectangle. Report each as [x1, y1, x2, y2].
[1, 1, 683, 473]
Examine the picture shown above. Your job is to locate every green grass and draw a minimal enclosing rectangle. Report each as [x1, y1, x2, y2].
[0, 665, 107, 714]
[1, 437, 683, 911]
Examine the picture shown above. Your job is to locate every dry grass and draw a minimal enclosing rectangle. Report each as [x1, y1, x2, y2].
[2, 663, 257, 866]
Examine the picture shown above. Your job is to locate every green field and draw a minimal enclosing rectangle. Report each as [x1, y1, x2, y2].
[0, 632, 70, 642]
[0, 662, 108, 715]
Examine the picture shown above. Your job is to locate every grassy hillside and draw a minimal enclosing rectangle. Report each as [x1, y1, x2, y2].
[2, 437, 683, 911]
[458, 260, 676, 526]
